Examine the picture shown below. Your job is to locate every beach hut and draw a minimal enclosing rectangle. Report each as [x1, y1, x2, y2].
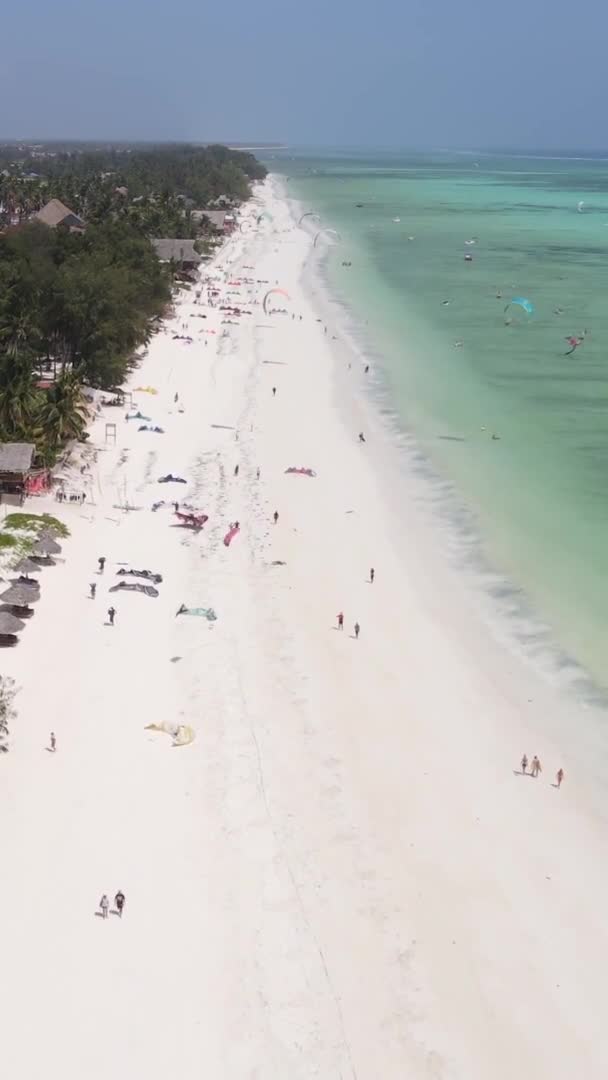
[0, 443, 36, 503]
[0, 611, 25, 647]
[0, 583, 40, 618]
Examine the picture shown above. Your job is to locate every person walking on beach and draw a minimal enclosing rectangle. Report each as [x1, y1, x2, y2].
[370, 567, 375, 584]
[556, 768, 564, 788]
[99, 895, 109, 920]
[354, 621, 361, 639]
[234, 464, 239, 477]
[272, 386, 277, 397]
[98, 556, 106, 573]
[49, 732, 56, 753]
[337, 611, 344, 630]
[521, 754, 528, 775]
[114, 890, 125, 918]
[256, 468, 260, 480]
[174, 392, 179, 403]
[273, 511, 279, 525]
[90, 583, 96, 599]
[107, 606, 116, 627]
[531, 755, 542, 778]
[358, 432, 366, 443]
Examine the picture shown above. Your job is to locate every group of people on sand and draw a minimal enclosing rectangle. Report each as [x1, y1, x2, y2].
[520, 754, 564, 787]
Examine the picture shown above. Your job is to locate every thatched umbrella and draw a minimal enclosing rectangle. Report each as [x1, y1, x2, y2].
[34, 533, 62, 555]
[13, 557, 41, 580]
[32, 539, 60, 559]
[0, 584, 39, 618]
[10, 577, 40, 595]
[0, 610, 25, 646]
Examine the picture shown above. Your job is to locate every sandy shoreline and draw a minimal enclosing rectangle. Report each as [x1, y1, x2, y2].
[1, 176, 608, 1078]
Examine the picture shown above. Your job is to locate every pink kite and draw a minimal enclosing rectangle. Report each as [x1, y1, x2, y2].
[223, 524, 240, 547]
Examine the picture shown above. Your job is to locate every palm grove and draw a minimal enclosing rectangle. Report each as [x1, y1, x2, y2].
[0, 144, 266, 463]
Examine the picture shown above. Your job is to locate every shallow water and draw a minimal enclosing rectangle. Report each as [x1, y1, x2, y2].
[265, 149, 608, 688]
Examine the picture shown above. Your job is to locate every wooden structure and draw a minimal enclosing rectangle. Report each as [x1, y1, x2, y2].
[152, 239, 202, 271]
[0, 443, 36, 501]
[34, 199, 86, 233]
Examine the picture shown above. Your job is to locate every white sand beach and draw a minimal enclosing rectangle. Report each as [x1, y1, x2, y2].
[2, 177, 608, 1079]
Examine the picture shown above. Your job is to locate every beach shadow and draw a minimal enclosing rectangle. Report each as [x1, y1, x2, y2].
[44, 747, 55, 754]
[94, 912, 107, 919]
[513, 770, 534, 778]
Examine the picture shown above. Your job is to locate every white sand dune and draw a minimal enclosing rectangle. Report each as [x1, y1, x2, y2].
[1, 178, 608, 1078]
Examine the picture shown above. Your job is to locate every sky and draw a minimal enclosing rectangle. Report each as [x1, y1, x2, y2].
[2, 0, 606, 151]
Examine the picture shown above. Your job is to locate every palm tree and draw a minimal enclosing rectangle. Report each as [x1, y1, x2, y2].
[37, 370, 89, 450]
[0, 353, 40, 440]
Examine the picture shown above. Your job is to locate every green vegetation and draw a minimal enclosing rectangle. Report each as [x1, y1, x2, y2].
[0, 143, 267, 462]
[0, 676, 18, 753]
[0, 533, 17, 548]
[4, 512, 70, 537]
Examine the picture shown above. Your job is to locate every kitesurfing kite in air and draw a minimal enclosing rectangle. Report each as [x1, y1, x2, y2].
[299, 211, 320, 226]
[314, 228, 341, 247]
[564, 331, 587, 356]
[504, 297, 534, 324]
[263, 288, 290, 315]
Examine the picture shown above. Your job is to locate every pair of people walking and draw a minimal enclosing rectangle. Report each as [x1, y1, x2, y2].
[521, 753, 542, 777]
[336, 612, 360, 638]
[99, 891, 125, 919]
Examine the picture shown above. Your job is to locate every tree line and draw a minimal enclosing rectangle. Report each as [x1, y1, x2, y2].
[0, 144, 266, 462]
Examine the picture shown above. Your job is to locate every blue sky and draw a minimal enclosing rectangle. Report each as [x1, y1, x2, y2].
[3, 0, 605, 149]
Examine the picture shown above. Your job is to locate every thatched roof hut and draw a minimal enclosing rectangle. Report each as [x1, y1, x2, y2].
[35, 199, 85, 232]
[152, 239, 202, 268]
[0, 443, 36, 499]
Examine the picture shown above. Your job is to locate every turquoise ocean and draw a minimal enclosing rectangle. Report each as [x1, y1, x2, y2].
[265, 150, 608, 693]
